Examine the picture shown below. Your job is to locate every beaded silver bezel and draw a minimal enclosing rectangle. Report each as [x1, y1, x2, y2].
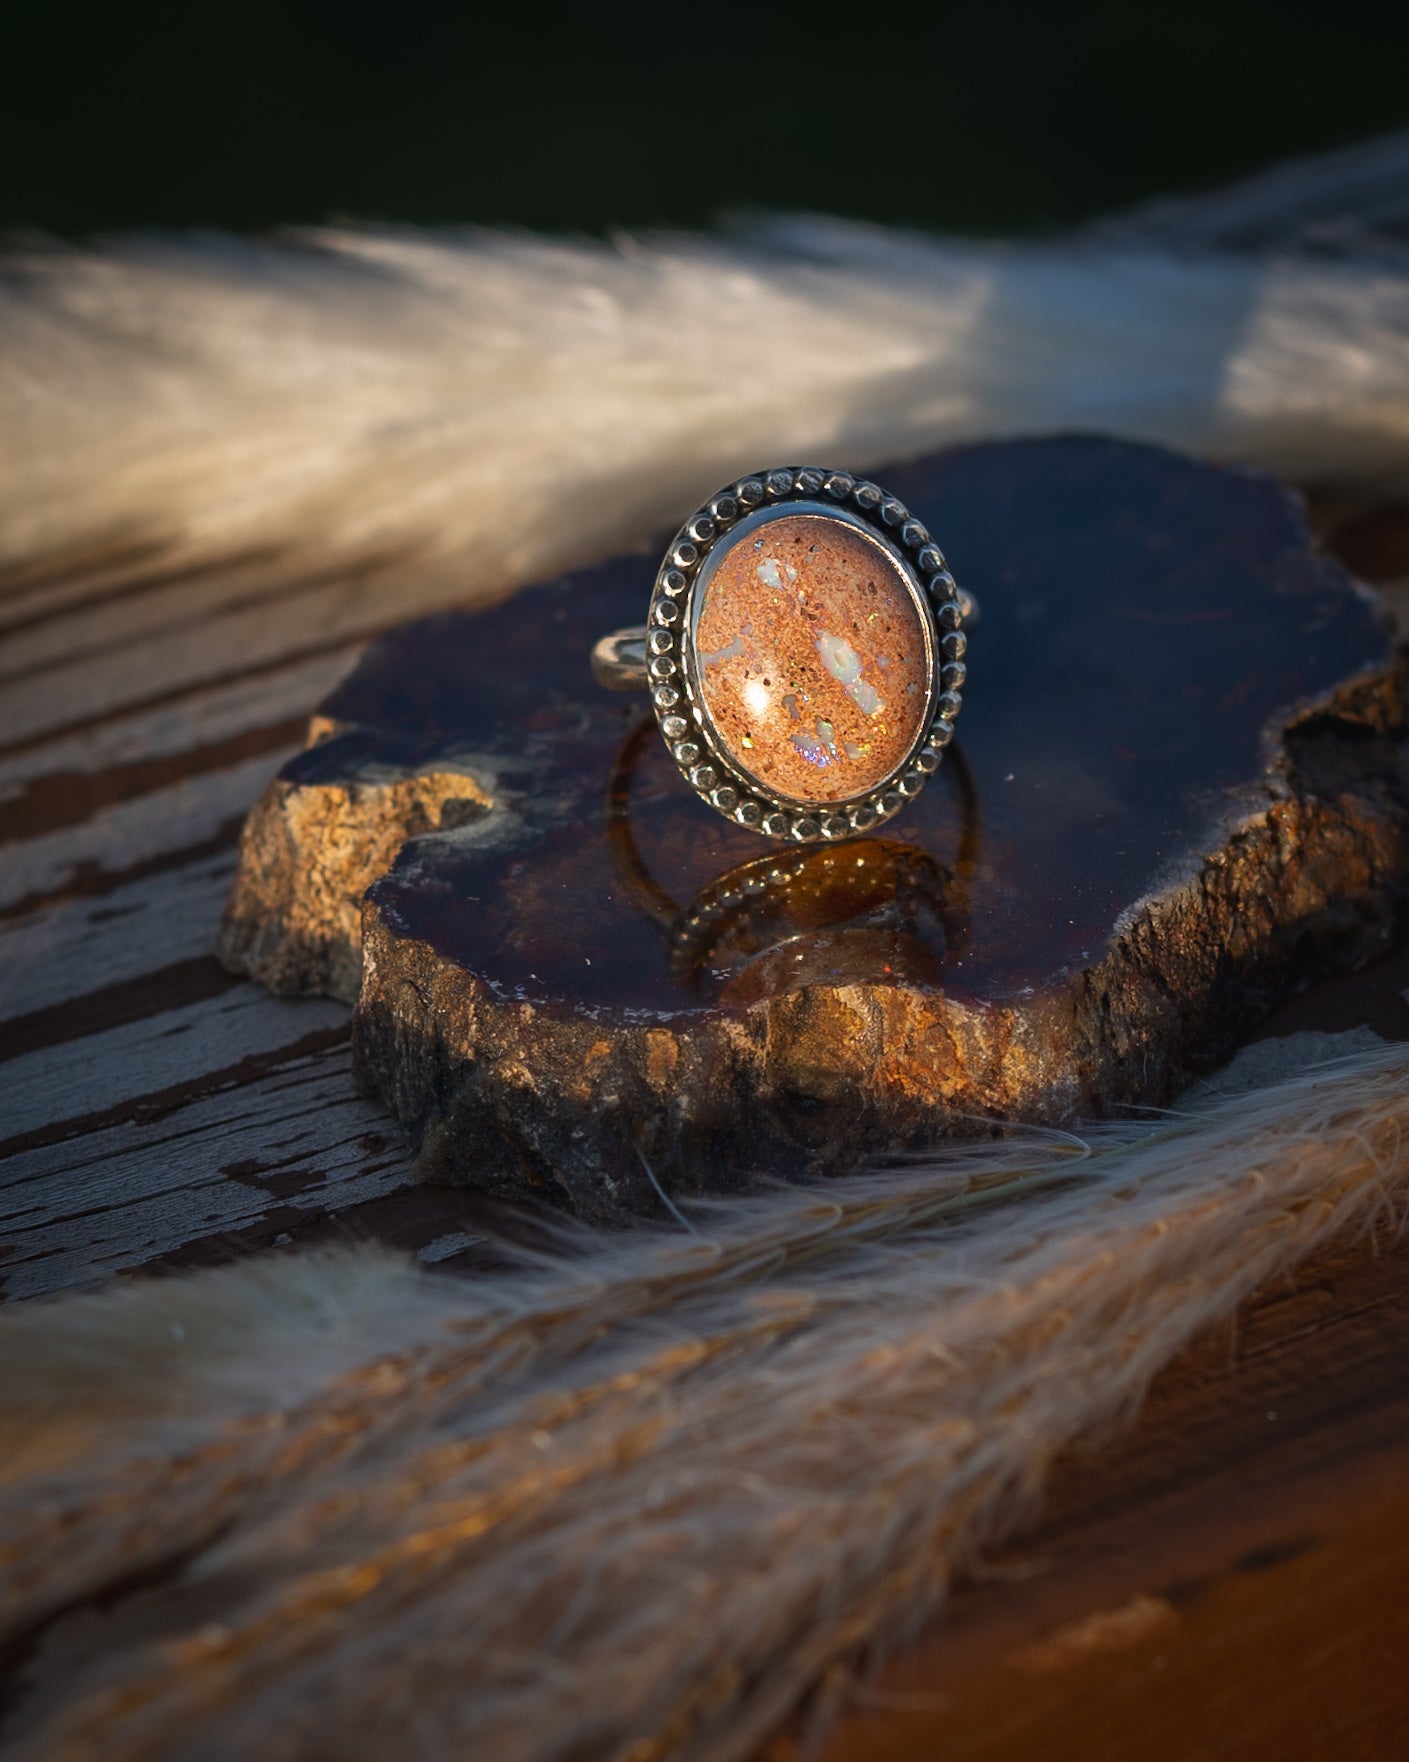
[646, 466, 969, 841]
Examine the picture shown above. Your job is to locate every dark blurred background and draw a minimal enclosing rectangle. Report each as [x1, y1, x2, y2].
[3, 0, 1408, 239]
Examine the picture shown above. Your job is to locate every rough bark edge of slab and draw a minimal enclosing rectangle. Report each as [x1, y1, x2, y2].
[216, 731, 493, 1004]
[348, 665, 1409, 1220]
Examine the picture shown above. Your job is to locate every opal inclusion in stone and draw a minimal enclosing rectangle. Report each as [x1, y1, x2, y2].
[690, 507, 931, 805]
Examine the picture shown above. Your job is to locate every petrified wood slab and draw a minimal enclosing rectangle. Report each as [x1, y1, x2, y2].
[219, 438, 1409, 1219]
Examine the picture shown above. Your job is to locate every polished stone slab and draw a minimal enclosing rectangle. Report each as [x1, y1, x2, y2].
[220, 437, 1409, 1219]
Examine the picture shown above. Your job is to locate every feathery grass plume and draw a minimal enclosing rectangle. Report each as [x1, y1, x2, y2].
[1, 1043, 1406, 1760]
[4, 141, 1409, 604]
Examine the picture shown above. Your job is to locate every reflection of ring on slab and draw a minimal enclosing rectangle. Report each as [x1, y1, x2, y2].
[606, 715, 982, 1003]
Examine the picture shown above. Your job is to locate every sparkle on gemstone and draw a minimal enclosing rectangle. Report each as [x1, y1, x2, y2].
[688, 505, 931, 806]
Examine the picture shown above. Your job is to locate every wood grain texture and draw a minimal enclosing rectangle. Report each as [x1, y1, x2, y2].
[792, 1216, 1409, 1762]
[0, 546, 500, 1303]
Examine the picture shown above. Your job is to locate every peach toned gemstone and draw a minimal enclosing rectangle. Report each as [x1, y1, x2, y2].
[691, 509, 931, 806]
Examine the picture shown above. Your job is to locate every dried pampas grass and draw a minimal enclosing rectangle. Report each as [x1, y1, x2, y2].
[2, 1040, 1406, 1761]
[2, 137, 1409, 607]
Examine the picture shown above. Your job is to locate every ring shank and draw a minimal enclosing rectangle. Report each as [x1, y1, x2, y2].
[591, 627, 652, 691]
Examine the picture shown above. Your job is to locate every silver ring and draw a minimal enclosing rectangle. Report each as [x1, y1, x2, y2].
[592, 466, 979, 841]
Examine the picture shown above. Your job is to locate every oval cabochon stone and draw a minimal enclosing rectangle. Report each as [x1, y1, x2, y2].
[691, 507, 932, 806]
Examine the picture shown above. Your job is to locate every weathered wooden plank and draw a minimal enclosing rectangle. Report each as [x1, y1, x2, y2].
[0, 543, 250, 627]
[0, 1050, 358, 1224]
[0, 749, 283, 915]
[810, 1223, 1409, 1762]
[0, 567, 493, 749]
[0, 645, 356, 794]
[0, 983, 349, 1148]
[0, 717, 306, 855]
[0, 554, 307, 676]
[0, 853, 235, 1026]
[0, 1041, 417, 1300]
[0, 593, 420, 1303]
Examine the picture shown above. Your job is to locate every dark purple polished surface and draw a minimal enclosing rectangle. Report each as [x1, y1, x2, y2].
[314, 438, 1388, 1016]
